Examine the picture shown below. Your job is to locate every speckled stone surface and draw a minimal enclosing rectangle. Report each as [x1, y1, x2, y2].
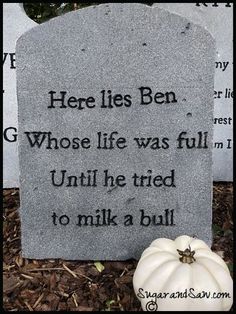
[16, 3, 215, 260]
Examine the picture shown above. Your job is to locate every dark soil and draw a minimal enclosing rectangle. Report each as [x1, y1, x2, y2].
[3, 183, 233, 311]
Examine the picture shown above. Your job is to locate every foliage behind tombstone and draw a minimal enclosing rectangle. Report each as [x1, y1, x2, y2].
[23, 3, 99, 23]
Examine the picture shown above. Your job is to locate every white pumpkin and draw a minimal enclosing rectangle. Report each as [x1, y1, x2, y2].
[133, 235, 233, 311]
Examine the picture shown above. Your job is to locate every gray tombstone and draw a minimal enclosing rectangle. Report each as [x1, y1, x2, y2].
[153, 3, 233, 182]
[16, 3, 215, 260]
[3, 3, 37, 188]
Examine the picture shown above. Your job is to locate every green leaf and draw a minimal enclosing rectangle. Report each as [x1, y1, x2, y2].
[212, 224, 223, 236]
[94, 261, 105, 272]
[104, 300, 115, 311]
[227, 263, 233, 273]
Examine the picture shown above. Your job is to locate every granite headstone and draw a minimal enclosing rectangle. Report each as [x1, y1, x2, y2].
[16, 3, 215, 260]
[3, 3, 37, 188]
[153, 2, 233, 182]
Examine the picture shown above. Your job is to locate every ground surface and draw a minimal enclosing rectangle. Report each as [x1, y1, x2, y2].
[3, 183, 233, 311]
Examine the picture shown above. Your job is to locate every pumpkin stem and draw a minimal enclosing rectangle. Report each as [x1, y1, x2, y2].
[177, 246, 196, 264]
